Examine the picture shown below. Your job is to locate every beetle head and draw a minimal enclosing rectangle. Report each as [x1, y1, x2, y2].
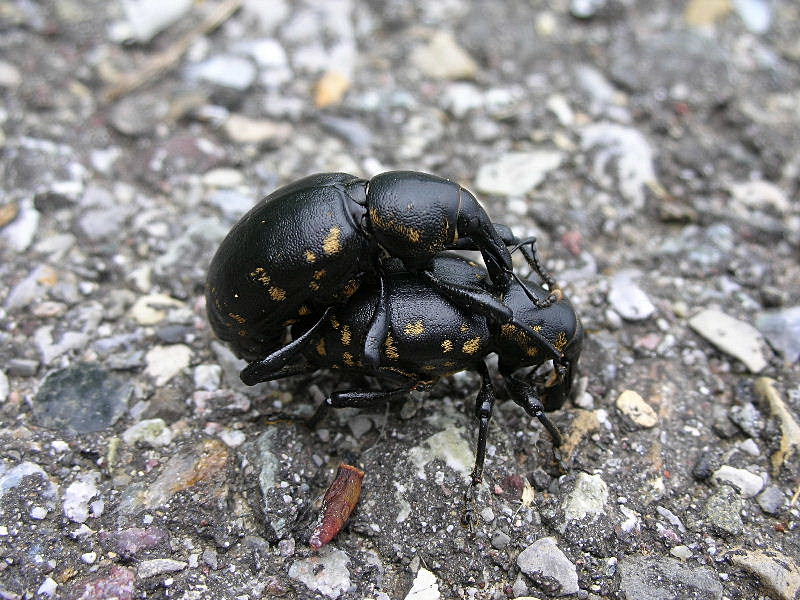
[496, 276, 583, 409]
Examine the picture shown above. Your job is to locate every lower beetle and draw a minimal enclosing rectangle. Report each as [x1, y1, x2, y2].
[206, 171, 561, 365]
[239, 252, 583, 485]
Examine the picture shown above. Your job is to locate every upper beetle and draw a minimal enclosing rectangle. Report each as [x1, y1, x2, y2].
[239, 252, 583, 486]
[206, 171, 559, 364]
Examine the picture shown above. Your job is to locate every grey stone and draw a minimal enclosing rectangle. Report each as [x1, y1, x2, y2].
[33, 364, 131, 433]
[1, 199, 39, 252]
[756, 486, 786, 514]
[137, 558, 188, 579]
[491, 531, 511, 550]
[6, 358, 39, 377]
[728, 548, 800, 600]
[689, 309, 768, 373]
[192, 55, 257, 91]
[110, 94, 170, 137]
[580, 123, 655, 207]
[756, 307, 800, 363]
[0, 370, 8, 403]
[703, 485, 744, 536]
[116, 0, 193, 43]
[562, 472, 608, 523]
[517, 537, 579, 596]
[711, 465, 764, 498]
[618, 555, 722, 600]
[475, 151, 563, 197]
[732, 0, 772, 34]
[570, 0, 607, 19]
[729, 402, 765, 438]
[288, 547, 351, 599]
[608, 272, 656, 321]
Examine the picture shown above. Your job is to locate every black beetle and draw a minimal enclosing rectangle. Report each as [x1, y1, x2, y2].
[206, 171, 560, 365]
[239, 252, 583, 485]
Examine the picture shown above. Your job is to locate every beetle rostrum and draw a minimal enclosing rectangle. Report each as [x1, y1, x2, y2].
[239, 253, 583, 485]
[206, 171, 560, 366]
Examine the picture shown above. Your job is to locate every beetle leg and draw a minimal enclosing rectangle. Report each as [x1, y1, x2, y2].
[327, 385, 415, 409]
[537, 357, 576, 412]
[455, 190, 514, 290]
[503, 373, 563, 447]
[240, 307, 333, 385]
[420, 270, 513, 323]
[450, 225, 561, 308]
[470, 361, 497, 486]
[363, 275, 391, 368]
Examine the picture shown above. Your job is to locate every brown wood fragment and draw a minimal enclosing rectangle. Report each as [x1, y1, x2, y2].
[103, 0, 243, 103]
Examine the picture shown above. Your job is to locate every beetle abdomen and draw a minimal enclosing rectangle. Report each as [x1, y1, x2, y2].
[206, 173, 369, 360]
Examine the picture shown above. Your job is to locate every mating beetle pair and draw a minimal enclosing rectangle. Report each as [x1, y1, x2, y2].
[206, 171, 582, 484]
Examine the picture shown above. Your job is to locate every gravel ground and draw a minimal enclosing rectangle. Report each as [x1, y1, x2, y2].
[1, 1, 800, 599]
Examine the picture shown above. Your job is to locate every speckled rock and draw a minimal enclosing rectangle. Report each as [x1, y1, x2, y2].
[517, 537, 579, 596]
[619, 555, 723, 600]
[288, 547, 351, 599]
[33, 364, 131, 433]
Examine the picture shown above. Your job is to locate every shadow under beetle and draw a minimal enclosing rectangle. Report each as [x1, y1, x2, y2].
[239, 253, 583, 485]
[206, 171, 561, 364]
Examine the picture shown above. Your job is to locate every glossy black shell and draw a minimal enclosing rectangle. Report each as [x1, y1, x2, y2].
[206, 173, 371, 361]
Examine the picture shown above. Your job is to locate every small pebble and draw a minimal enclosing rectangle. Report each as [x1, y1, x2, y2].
[670, 545, 692, 560]
[608, 271, 656, 321]
[756, 486, 786, 514]
[37, 577, 57, 597]
[712, 465, 764, 498]
[616, 390, 658, 428]
[30, 506, 47, 520]
[138, 558, 188, 579]
[411, 31, 478, 80]
[517, 537, 579, 596]
[689, 309, 768, 373]
[491, 531, 511, 550]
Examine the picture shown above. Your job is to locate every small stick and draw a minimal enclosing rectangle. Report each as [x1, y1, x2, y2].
[309, 464, 365, 549]
[103, 0, 243, 103]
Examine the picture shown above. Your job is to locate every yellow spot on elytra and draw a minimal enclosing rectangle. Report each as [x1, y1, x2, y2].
[341, 325, 351, 346]
[323, 226, 343, 255]
[316, 339, 327, 356]
[298, 305, 311, 316]
[533, 325, 543, 332]
[443, 361, 456, 368]
[250, 267, 270, 286]
[460, 323, 469, 333]
[309, 281, 320, 291]
[555, 331, 568, 352]
[313, 269, 327, 280]
[342, 279, 360, 298]
[441, 339, 453, 353]
[330, 316, 340, 329]
[462, 337, 482, 355]
[526, 346, 540, 357]
[384, 333, 399, 359]
[228, 313, 246, 324]
[404, 320, 425, 337]
[343, 352, 355, 366]
[422, 365, 437, 371]
[269, 287, 286, 301]
[305, 250, 317, 263]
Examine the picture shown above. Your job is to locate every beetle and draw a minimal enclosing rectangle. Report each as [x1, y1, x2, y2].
[238, 252, 583, 486]
[206, 171, 561, 366]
